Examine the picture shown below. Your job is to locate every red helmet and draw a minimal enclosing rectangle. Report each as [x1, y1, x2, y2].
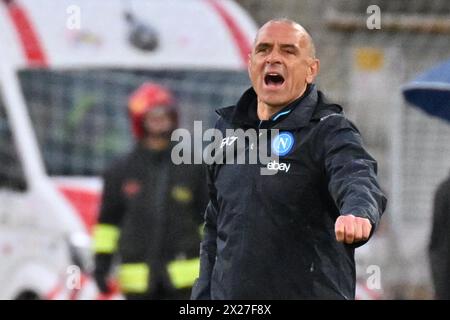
[128, 82, 177, 139]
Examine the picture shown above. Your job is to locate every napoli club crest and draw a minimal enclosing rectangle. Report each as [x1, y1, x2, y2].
[272, 132, 295, 156]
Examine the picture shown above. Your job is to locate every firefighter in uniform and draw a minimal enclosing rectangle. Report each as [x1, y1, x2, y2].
[93, 83, 207, 299]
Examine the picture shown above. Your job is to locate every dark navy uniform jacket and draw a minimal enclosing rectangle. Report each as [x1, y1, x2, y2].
[191, 84, 387, 300]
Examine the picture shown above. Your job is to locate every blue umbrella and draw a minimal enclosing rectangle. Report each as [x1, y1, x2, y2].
[402, 59, 450, 123]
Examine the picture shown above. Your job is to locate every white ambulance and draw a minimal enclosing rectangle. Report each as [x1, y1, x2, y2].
[0, 0, 257, 299]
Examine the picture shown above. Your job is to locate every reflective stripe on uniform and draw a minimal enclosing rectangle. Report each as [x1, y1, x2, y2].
[198, 223, 205, 238]
[93, 224, 120, 254]
[118, 263, 149, 293]
[167, 258, 200, 289]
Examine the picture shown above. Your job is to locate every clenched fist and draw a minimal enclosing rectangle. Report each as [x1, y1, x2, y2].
[335, 214, 372, 244]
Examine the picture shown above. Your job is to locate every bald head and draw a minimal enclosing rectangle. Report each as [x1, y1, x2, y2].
[248, 18, 320, 112]
[254, 19, 316, 58]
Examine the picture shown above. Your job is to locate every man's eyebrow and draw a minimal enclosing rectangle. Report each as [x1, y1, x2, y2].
[279, 44, 299, 50]
[254, 42, 272, 49]
[254, 42, 300, 52]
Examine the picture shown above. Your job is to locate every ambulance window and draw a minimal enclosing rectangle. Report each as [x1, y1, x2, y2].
[0, 95, 27, 191]
[19, 69, 249, 176]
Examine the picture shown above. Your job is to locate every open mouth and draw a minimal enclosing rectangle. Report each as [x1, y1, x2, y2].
[264, 73, 285, 87]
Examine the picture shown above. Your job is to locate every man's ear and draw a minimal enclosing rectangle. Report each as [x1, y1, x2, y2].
[306, 58, 320, 84]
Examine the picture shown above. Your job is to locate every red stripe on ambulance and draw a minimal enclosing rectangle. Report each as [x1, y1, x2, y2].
[58, 187, 101, 233]
[206, 0, 252, 67]
[5, 0, 48, 66]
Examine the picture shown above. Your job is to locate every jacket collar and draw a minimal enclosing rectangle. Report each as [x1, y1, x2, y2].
[217, 84, 321, 130]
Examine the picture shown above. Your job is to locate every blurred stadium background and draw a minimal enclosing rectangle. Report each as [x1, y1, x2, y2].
[1, 0, 450, 299]
[237, 0, 450, 299]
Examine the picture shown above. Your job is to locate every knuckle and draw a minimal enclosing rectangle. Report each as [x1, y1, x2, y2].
[335, 221, 344, 230]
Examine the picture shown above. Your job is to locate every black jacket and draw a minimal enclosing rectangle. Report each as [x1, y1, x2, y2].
[95, 144, 207, 290]
[429, 173, 450, 299]
[191, 85, 387, 300]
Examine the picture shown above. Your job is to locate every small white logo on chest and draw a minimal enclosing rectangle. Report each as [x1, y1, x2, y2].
[220, 136, 238, 148]
[266, 160, 291, 173]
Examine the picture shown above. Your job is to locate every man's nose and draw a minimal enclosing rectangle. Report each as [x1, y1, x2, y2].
[265, 49, 282, 64]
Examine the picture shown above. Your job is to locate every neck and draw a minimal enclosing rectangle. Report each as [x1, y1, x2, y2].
[257, 100, 284, 120]
[256, 84, 308, 121]
[142, 137, 170, 151]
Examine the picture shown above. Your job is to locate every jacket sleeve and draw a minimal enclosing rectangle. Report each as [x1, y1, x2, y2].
[191, 165, 218, 300]
[93, 165, 125, 275]
[318, 115, 387, 243]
